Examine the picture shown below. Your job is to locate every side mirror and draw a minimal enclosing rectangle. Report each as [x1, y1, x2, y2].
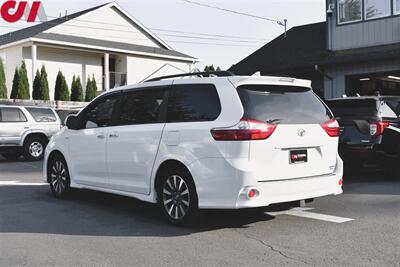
[65, 115, 78, 130]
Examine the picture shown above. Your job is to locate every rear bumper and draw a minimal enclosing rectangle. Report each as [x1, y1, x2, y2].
[189, 155, 343, 209]
[234, 173, 343, 209]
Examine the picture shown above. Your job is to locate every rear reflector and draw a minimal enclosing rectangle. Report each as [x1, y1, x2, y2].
[211, 118, 277, 141]
[339, 178, 343, 186]
[370, 121, 389, 136]
[321, 119, 340, 137]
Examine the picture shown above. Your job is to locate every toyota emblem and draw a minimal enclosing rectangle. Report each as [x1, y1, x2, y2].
[297, 129, 306, 137]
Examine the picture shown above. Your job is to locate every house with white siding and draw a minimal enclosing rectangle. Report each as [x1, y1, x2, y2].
[0, 2, 196, 100]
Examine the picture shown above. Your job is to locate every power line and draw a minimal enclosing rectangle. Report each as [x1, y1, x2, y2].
[150, 28, 268, 41]
[0, 20, 266, 45]
[0, 24, 261, 48]
[180, 0, 281, 23]
[180, 0, 288, 37]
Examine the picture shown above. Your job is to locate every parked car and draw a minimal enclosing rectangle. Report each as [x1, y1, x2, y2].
[44, 73, 343, 225]
[0, 105, 62, 161]
[326, 96, 400, 173]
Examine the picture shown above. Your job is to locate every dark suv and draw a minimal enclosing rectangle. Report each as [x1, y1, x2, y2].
[326, 96, 400, 173]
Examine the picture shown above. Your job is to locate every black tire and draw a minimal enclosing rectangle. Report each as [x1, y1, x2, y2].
[48, 154, 71, 198]
[23, 136, 47, 161]
[157, 165, 200, 226]
[1, 150, 22, 161]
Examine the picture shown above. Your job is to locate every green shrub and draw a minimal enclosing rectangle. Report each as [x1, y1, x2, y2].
[85, 75, 97, 102]
[10, 68, 19, 99]
[54, 71, 70, 101]
[0, 60, 7, 99]
[18, 61, 30, 99]
[70, 75, 84, 102]
[32, 70, 41, 100]
[40, 66, 50, 100]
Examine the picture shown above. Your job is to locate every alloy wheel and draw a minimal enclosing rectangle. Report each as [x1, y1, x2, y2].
[29, 141, 43, 158]
[50, 161, 67, 195]
[162, 175, 191, 220]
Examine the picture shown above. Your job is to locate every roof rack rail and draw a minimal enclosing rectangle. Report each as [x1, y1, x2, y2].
[144, 71, 235, 82]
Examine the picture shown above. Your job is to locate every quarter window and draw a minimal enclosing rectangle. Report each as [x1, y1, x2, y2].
[338, 0, 362, 24]
[81, 94, 119, 129]
[0, 107, 27, 122]
[365, 0, 391, 20]
[118, 88, 166, 125]
[167, 84, 221, 123]
[26, 108, 57, 122]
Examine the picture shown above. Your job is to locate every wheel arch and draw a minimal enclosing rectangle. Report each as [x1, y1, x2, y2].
[153, 159, 198, 199]
[21, 131, 48, 146]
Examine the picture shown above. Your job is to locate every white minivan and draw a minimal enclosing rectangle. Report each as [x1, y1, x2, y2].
[44, 73, 343, 225]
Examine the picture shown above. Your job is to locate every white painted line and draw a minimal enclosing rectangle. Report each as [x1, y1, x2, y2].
[267, 208, 354, 224]
[0, 181, 47, 186]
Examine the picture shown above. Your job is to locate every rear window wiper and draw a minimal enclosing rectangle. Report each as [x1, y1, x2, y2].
[266, 119, 282, 124]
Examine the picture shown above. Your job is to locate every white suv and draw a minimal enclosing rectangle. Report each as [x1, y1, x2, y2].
[44, 74, 343, 225]
[0, 105, 61, 161]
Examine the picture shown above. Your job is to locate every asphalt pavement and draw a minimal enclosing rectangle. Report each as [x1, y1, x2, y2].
[0, 156, 399, 266]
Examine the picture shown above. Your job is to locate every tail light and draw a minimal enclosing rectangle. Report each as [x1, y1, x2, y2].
[211, 118, 277, 141]
[321, 119, 340, 137]
[370, 121, 389, 136]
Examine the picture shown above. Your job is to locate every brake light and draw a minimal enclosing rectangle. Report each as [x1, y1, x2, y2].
[321, 119, 340, 137]
[211, 118, 277, 141]
[370, 121, 389, 136]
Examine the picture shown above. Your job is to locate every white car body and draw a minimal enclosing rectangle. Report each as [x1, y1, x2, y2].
[44, 76, 343, 210]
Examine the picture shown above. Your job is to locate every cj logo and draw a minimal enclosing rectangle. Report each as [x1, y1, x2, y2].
[297, 129, 306, 137]
[1, 1, 47, 23]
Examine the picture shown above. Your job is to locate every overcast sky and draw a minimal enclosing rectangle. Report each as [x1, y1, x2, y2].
[1, 0, 326, 70]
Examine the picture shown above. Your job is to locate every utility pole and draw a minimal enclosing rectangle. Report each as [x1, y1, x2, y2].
[277, 19, 288, 38]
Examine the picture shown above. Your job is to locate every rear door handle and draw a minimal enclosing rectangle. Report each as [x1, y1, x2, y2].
[97, 133, 106, 139]
[109, 132, 119, 138]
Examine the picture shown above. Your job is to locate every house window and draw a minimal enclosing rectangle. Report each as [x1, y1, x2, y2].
[364, 0, 391, 20]
[338, 0, 362, 24]
[395, 0, 400, 14]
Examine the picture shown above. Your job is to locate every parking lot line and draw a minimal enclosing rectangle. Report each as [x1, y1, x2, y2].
[267, 207, 354, 224]
[0, 181, 47, 186]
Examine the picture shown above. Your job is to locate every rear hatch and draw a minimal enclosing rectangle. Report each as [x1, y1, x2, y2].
[237, 85, 338, 180]
[326, 99, 385, 146]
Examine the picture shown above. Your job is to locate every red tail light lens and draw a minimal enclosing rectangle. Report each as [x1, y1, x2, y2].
[370, 121, 389, 136]
[321, 119, 340, 137]
[211, 118, 277, 141]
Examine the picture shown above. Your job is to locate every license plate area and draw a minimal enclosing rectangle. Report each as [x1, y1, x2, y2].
[289, 150, 308, 164]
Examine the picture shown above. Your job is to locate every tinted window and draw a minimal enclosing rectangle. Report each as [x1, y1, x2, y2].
[118, 88, 166, 125]
[26, 108, 57, 122]
[237, 85, 332, 124]
[326, 99, 377, 117]
[0, 107, 27, 122]
[167, 84, 221, 123]
[81, 94, 119, 129]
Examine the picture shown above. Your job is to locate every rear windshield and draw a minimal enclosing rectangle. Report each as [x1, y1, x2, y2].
[26, 108, 57, 122]
[237, 85, 332, 124]
[326, 99, 377, 117]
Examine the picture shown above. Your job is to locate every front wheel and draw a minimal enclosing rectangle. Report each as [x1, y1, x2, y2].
[157, 166, 199, 225]
[48, 155, 71, 198]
